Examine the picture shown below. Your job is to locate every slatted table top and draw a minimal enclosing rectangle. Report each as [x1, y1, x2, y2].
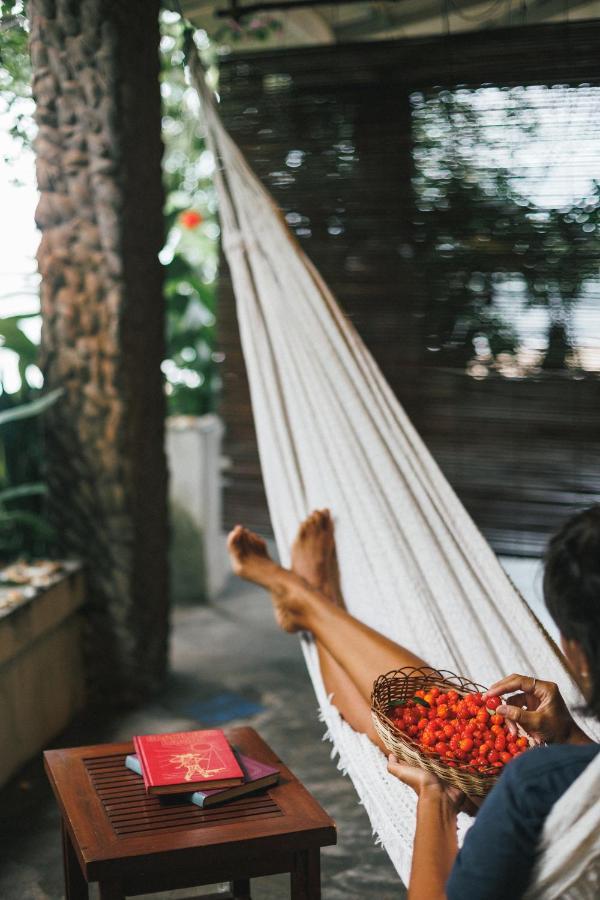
[44, 726, 336, 882]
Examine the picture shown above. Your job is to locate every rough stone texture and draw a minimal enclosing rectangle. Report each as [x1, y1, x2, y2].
[29, 0, 168, 701]
[0, 576, 404, 899]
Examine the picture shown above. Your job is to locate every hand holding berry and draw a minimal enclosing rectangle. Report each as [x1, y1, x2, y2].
[483, 674, 575, 744]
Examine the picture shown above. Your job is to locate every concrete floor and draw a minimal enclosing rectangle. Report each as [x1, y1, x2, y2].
[0, 574, 403, 900]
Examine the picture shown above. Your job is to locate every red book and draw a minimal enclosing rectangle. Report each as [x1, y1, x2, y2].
[133, 729, 244, 796]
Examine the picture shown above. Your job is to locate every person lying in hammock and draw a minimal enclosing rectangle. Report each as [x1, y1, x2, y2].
[227, 505, 599, 900]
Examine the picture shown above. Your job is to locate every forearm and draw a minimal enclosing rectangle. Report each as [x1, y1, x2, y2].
[408, 786, 458, 900]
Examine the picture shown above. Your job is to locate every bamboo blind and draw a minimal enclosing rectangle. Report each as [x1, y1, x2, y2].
[217, 19, 600, 556]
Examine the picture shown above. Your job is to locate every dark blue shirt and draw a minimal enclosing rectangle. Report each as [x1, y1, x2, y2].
[446, 743, 599, 900]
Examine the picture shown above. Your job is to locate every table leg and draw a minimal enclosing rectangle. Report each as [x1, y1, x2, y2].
[98, 880, 125, 900]
[290, 849, 321, 900]
[231, 878, 252, 898]
[61, 820, 88, 900]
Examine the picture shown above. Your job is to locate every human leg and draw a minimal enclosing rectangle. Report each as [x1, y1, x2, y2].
[290, 510, 380, 741]
[227, 524, 431, 728]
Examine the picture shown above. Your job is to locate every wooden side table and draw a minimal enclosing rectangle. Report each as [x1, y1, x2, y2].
[44, 726, 336, 899]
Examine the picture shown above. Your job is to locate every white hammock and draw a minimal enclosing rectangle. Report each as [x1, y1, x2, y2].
[188, 51, 600, 889]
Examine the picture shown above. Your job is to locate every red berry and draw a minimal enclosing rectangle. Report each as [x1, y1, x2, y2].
[180, 210, 203, 229]
[486, 696, 501, 710]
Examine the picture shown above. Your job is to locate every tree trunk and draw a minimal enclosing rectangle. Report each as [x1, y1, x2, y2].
[29, 0, 168, 703]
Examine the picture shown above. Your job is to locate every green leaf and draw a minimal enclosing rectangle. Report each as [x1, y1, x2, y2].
[413, 696, 431, 708]
[0, 316, 38, 363]
[0, 388, 63, 426]
[390, 695, 431, 709]
[0, 509, 56, 540]
[0, 482, 47, 502]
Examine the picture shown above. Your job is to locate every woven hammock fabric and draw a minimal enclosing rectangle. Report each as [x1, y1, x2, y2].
[188, 52, 600, 887]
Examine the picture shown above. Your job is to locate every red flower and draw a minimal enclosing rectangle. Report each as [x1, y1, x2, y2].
[180, 210, 203, 229]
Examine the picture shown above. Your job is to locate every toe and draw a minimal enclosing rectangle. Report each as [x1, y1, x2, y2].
[227, 525, 241, 548]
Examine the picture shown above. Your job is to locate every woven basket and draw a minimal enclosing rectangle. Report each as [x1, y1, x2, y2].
[371, 667, 534, 798]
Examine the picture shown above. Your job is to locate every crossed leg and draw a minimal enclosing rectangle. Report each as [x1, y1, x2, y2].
[227, 511, 431, 753]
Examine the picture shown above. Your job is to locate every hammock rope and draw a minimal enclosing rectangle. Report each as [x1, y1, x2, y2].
[187, 45, 600, 890]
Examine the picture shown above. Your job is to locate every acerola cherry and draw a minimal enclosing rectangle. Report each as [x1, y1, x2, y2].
[180, 210, 203, 229]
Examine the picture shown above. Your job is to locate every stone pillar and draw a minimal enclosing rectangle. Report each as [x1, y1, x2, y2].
[29, 0, 168, 702]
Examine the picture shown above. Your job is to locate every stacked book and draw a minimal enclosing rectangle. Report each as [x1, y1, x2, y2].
[128, 728, 279, 809]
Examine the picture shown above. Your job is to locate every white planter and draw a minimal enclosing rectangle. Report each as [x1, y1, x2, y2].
[166, 414, 229, 602]
[0, 563, 85, 788]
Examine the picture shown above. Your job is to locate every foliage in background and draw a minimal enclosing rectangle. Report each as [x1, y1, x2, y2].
[1, 5, 224, 418]
[160, 11, 221, 416]
[214, 13, 282, 44]
[411, 86, 600, 376]
[0, 2, 54, 561]
[0, 389, 60, 561]
[0, 1, 32, 168]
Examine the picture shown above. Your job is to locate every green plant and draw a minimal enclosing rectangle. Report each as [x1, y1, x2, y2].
[1, 7, 223, 416]
[160, 11, 222, 416]
[0, 387, 62, 561]
[0, 1, 32, 168]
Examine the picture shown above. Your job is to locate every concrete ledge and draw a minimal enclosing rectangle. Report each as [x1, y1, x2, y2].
[0, 564, 85, 787]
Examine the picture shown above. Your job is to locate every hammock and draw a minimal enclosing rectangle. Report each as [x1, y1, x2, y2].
[187, 49, 600, 889]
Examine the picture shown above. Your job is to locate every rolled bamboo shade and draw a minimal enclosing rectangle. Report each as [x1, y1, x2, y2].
[217, 19, 600, 556]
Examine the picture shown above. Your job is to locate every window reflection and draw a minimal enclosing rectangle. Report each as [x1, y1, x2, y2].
[411, 84, 600, 378]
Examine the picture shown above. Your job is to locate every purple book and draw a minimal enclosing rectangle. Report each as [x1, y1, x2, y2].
[125, 751, 279, 808]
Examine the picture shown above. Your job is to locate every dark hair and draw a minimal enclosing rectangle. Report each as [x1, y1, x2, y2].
[543, 504, 600, 719]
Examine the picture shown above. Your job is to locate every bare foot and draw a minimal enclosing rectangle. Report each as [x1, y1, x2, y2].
[291, 509, 344, 606]
[227, 525, 312, 633]
[227, 525, 277, 586]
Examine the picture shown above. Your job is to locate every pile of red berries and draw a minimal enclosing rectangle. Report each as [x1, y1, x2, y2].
[390, 686, 529, 773]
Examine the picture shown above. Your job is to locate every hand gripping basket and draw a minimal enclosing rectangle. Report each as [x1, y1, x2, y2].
[371, 666, 534, 797]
